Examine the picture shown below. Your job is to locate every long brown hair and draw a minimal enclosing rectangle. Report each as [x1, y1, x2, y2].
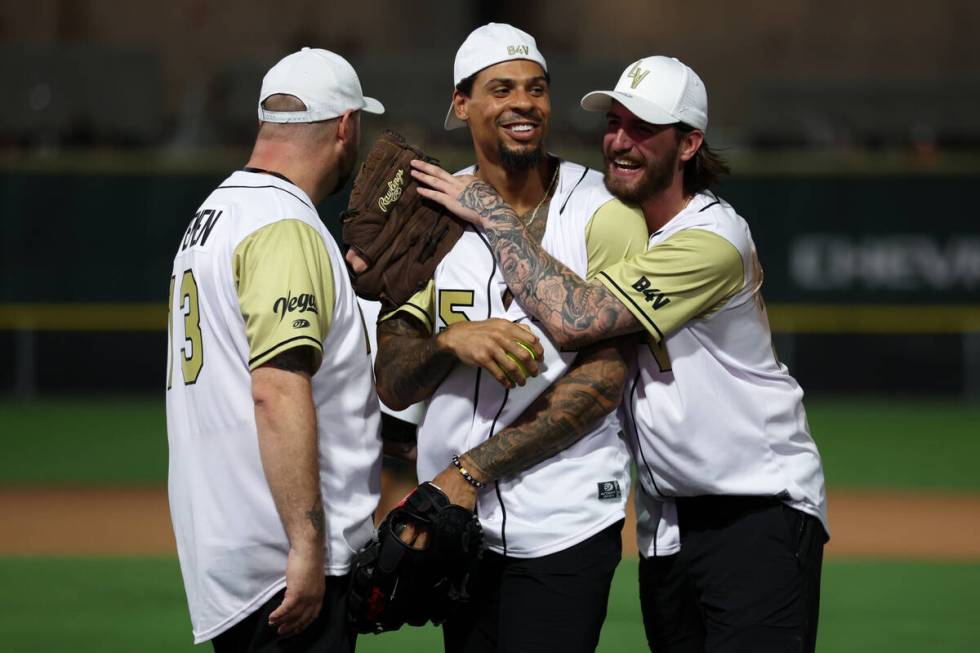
[677, 123, 730, 195]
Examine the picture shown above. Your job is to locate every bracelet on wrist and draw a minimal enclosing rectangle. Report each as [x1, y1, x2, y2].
[451, 454, 486, 489]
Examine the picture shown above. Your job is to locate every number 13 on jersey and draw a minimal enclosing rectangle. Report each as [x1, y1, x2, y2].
[168, 269, 204, 388]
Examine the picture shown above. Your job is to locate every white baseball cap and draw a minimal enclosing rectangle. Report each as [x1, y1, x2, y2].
[258, 47, 384, 123]
[445, 23, 548, 130]
[581, 56, 707, 131]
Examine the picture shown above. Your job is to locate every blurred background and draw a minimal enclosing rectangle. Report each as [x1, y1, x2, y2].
[1, 1, 978, 651]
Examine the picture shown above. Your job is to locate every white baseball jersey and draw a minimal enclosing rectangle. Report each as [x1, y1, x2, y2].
[596, 191, 828, 557]
[166, 170, 382, 642]
[393, 160, 647, 558]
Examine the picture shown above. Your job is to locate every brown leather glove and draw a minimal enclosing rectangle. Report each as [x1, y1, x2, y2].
[342, 131, 464, 310]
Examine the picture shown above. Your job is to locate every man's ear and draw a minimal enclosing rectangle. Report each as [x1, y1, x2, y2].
[678, 129, 704, 164]
[452, 90, 469, 123]
[336, 109, 358, 145]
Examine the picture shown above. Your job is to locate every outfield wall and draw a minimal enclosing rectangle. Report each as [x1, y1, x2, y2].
[2, 168, 977, 396]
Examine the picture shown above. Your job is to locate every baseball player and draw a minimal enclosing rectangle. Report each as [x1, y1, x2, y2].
[413, 55, 829, 653]
[372, 24, 648, 653]
[166, 48, 383, 651]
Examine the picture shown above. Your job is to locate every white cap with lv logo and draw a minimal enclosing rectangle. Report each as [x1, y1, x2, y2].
[581, 56, 708, 131]
[445, 23, 549, 130]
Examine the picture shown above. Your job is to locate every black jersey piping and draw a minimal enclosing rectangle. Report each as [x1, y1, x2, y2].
[249, 335, 322, 367]
[698, 191, 721, 213]
[596, 271, 666, 341]
[626, 368, 664, 504]
[559, 166, 591, 215]
[466, 225, 498, 421]
[403, 301, 434, 333]
[242, 167, 295, 185]
[216, 184, 315, 211]
[474, 225, 514, 555]
[487, 387, 511, 556]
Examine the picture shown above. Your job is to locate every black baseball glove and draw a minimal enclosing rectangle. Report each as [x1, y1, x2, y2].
[341, 130, 464, 310]
[348, 482, 484, 634]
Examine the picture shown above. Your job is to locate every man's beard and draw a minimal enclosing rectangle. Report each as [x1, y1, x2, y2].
[498, 141, 543, 171]
[331, 145, 358, 195]
[603, 145, 678, 204]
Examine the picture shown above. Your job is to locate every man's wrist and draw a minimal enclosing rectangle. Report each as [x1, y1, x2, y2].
[289, 537, 325, 556]
[458, 453, 491, 486]
[434, 325, 457, 358]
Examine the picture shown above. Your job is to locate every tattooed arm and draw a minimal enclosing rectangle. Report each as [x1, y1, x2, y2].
[412, 161, 643, 350]
[375, 313, 456, 410]
[429, 337, 629, 508]
[375, 313, 545, 411]
[251, 346, 325, 636]
[462, 337, 629, 483]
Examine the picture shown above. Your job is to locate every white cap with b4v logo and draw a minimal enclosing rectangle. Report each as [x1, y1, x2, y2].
[445, 23, 548, 130]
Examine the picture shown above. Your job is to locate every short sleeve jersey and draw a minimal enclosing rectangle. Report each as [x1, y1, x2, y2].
[387, 160, 647, 559]
[166, 170, 381, 643]
[597, 192, 827, 557]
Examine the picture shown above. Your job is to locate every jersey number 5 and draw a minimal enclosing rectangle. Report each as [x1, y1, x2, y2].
[438, 289, 474, 329]
[168, 270, 204, 388]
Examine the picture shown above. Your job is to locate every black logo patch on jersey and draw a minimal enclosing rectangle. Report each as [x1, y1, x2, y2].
[631, 276, 670, 310]
[292, 318, 310, 329]
[273, 292, 319, 322]
[597, 481, 622, 500]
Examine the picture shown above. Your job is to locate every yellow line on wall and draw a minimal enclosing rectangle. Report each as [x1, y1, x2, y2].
[1, 303, 979, 333]
[766, 305, 980, 333]
[0, 304, 166, 331]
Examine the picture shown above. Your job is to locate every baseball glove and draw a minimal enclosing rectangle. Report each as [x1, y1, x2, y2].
[342, 130, 464, 309]
[348, 482, 484, 634]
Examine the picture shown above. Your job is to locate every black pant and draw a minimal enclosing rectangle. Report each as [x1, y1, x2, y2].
[212, 574, 356, 653]
[639, 497, 827, 653]
[444, 520, 624, 653]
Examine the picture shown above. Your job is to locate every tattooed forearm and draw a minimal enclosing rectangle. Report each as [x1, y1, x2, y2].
[461, 339, 628, 483]
[375, 314, 456, 410]
[458, 181, 640, 349]
[306, 496, 325, 536]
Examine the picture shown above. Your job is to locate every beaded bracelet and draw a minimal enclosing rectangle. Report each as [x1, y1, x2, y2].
[451, 454, 486, 489]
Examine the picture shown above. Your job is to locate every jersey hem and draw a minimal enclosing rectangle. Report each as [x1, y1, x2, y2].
[189, 562, 354, 643]
[783, 498, 830, 539]
[484, 509, 626, 559]
[638, 542, 682, 558]
[192, 578, 287, 644]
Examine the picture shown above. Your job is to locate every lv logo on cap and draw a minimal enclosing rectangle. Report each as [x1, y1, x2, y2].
[627, 64, 650, 89]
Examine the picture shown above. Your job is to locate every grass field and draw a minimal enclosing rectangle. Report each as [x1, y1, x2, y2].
[2, 396, 979, 651]
[2, 396, 979, 489]
[1, 557, 979, 653]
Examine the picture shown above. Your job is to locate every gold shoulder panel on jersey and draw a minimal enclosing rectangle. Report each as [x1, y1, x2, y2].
[597, 228, 744, 342]
[381, 279, 436, 335]
[233, 219, 335, 370]
[584, 199, 648, 280]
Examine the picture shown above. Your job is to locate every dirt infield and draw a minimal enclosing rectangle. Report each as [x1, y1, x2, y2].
[2, 480, 979, 559]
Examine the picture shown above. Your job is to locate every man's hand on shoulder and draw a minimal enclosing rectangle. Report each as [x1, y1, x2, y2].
[410, 160, 492, 229]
